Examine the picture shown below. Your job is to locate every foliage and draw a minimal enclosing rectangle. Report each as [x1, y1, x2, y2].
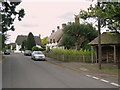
[5, 44, 11, 49]
[0, 1, 25, 48]
[32, 46, 45, 51]
[11, 45, 16, 50]
[79, 2, 120, 31]
[46, 48, 95, 63]
[32, 46, 40, 51]
[1, 1, 25, 33]
[42, 36, 48, 46]
[62, 23, 97, 50]
[0, 34, 2, 50]
[26, 32, 36, 50]
[81, 40, 91, 50]
[21, 40, 26, 51]
[61, 34, 75, 49]
[0, 33, 8, 49]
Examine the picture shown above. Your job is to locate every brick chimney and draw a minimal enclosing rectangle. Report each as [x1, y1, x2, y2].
[62, 23, 66, 29]
[75, 16, 79, 24]
[39, 34, 41, 38]
[52, 30, 55, 33]
[57, 26, 60, 30]
[51, 30, 55, 35]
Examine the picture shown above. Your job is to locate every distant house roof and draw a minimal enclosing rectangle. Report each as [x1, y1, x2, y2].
[9, 43, 16, 47]
[89, 32, 120, 45]
[47, 29, 63, 44]
[15, 35, 41, 45]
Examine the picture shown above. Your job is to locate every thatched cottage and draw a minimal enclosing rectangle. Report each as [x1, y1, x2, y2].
[89, 32, 120, 63]
[15, 35, 41, 52]
[46, 16, 80, 49]
[46, 24, 66, 49]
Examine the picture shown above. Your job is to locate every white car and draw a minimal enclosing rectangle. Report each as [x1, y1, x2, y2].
[31, 51, 45, 61]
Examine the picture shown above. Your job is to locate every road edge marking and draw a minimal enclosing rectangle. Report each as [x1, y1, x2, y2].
[100, 79, 109, 83]
[92, 76, 99, 80]
[86, 75, 91, 77]
[86, 74, 120, 87]
[47, 60, 120, 87]
[110, 82, 120, 87]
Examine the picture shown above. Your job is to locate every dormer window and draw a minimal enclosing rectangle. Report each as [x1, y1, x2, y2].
[53, 39, 55, 43]
[50, 39, 52, 43]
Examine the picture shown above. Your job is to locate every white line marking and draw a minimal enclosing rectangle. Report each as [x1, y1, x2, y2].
[85, 74, 120, 87]
[110, 82, 120, 87]
[92, 76, 99, 80]
[86, 75, 91, 77]
[100, 79, 109, 83]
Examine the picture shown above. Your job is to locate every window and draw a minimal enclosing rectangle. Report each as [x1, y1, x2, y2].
[50, 39, 52, 43]
[53, 39, 55, 43]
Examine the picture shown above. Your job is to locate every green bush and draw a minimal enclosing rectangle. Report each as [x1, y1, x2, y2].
[32, 46, 46, 51]
[46, 48, 95, 63]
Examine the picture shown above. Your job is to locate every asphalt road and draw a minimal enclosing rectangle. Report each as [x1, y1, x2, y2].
[0, 52, 2, 90]
[2, 53, 118, 88]
[0, 60, 2, 89]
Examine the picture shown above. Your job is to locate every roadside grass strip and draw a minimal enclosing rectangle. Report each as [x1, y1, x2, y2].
[47, 60, 120, 87]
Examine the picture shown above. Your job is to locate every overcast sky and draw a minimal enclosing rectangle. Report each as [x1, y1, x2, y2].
[7, 0, 96, 43]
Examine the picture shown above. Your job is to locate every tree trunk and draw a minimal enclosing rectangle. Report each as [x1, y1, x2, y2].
[75, 43, 81, 50]
[98, 2, 102, 70]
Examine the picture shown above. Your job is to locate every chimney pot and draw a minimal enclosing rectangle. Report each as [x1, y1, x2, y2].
[51, 30, 55, 35]
[62, 23, 66, 29]
[39, 34, 41, 38]
[57, 26, 60, 30]
[52, 30, 55, 33]
[75, 16, 79, 24]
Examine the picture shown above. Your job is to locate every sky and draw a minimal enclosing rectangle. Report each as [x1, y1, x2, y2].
[7, 0, 96, 43]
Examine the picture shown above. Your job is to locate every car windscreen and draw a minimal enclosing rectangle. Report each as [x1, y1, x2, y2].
[34, 51, 42, 54]
[25, 50, 31, 52]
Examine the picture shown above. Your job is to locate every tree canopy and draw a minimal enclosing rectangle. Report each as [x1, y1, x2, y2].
[21, 40, 26, 51]
[0, 1, 25, 49]
[62, 23, 98, 50]
[26, 32, 36, 50]
[79, 2, 120, 31]
[42, 36, 48, 46]
[1, 1, 25, 33]
[78, 1, 120, 69]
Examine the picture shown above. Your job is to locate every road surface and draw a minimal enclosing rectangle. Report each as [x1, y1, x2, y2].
[2, 53, 118, 88]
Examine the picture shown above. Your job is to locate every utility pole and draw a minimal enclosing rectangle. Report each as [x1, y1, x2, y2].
[97, 1, 102, 69]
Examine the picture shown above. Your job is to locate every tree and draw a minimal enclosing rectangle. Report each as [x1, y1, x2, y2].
[42, 36, 48, 46]
[21, 40, 26, 51]
[0, 33, 6, 49]
[79, 1, 102, 69]
[0, 34, 2, 50]
[1, 1, 25, 33]
[62, 34, 75, 49]
[0, 1, 25, 49]
[78, 1, 120, 69]
[79, 2, 120, 32]
[62, 23, 98, 50]
[26, 32, 36, 50]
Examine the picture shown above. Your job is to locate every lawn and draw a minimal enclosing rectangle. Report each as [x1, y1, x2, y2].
[80, 63, 118, 76]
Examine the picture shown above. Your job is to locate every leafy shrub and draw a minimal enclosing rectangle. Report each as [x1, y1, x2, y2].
[32, 46, 46, 51]
[46, 48, 95, 63]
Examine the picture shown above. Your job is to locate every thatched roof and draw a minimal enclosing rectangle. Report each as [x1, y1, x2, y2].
[9, 43, 16, 47]
[89, 32, 120, 45]
[47, 29, 63, 44]
[15, 35, 41, 45]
